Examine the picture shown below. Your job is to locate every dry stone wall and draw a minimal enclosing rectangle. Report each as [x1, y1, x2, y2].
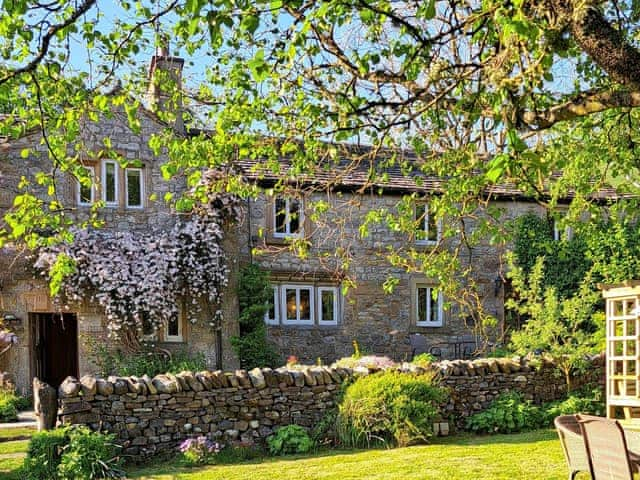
[57, 356, 603, 459]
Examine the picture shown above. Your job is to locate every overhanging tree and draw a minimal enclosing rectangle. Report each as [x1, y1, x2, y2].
[3, 1, 640, 331]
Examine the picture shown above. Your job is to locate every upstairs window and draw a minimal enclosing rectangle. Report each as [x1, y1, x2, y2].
[102, 160, 118, 205]
[274, 197, 303, 238]
[126, 168, 143, 208]
[553, 219, 573, 241]
[77, 159, 144, 209]
[77, 166, 95, 206]
[415, 203, 440, 245]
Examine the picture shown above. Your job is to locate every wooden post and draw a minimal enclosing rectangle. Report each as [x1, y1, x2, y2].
[33, 377, 57, 431]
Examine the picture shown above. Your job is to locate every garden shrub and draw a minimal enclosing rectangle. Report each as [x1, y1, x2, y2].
[0, 390, 19, 422]
[57, 426, 123, 480]
[267, 425, 314, 455]
[23, 427, 70, 480]
[333, 354, 396, 370]
[311, 409, 338, 446]
[23, 426, 123, 480]
[337, 370, 446, 447]
[543, 387, 605, 422]
[465, 392, 545, 434]
[410, 353, 436, 368]
[87, 340, 206, 377]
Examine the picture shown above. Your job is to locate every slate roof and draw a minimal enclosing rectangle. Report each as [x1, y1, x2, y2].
[233, 147, 623, 202]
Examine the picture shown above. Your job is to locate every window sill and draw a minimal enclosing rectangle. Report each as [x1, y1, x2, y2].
[266, 324, 341, 330]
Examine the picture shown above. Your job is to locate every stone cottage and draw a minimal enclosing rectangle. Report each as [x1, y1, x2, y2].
[0, 50, 612, 394]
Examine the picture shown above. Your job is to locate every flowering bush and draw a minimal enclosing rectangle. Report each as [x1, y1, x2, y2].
[179, 436, 222, 465]
[333, 355, 397, 370]
[35, 185, 240, 339]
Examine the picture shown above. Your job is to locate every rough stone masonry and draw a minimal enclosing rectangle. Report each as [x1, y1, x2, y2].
[57, 356, 603, 459]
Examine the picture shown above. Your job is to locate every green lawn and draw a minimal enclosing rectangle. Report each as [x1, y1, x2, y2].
[0, 426, 36, 441]
[130, 429, 583, 480]
[0, 428, 587, 480]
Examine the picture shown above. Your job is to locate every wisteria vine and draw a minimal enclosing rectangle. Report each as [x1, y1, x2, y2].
[35, 177, 242, 340]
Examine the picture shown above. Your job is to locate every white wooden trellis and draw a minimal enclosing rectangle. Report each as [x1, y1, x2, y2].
[602, 282, 640, 420]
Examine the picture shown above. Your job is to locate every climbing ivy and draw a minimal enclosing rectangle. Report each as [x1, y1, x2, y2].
[230, 264, 279, 369]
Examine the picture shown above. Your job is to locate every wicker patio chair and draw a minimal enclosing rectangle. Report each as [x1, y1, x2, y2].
[554, 415, 592, 480]
[577, 414, 635, 480]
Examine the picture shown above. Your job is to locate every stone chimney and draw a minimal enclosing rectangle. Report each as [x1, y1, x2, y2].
[146, 41, 185, 133]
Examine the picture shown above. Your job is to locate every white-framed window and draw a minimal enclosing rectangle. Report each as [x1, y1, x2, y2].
[264, 286, 279, 325]
[317, 286, 339, 326]
[125, 168, 144, 208]
[415, 203, 440, 245]
[77, 166, 95, 206]
[274, 197, 303, 238]
[553, 219, 573, 241]
[165, 313, 183, 342]
[415, 285, 443, 327]
[281, 284, 314, 325]
[266, 283, 341, 327]
[102, 160, 119, 205]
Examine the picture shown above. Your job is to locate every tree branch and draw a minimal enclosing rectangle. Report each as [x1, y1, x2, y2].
[0, 0, 96, 85]
[521, 89, 640, 129]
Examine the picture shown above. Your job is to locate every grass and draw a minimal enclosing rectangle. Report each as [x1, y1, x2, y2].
[0, 428, 590, 480]
[130, 429, 584, 480]
[0, 426, 36, 441]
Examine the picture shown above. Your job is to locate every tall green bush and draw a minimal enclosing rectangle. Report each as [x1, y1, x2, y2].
[337, 370, 446, 447]
[57, 427, 123, 480]
[23, 428, 70, 480]
[231, 264, 279, 369]
[507, 207, 640, 389]
[22, 426, 123, 480]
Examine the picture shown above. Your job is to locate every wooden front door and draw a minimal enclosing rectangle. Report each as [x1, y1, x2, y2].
[30, 313, 79, 388]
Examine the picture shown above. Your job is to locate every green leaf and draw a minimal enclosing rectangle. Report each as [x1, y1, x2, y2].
[248, 50, 268, 82]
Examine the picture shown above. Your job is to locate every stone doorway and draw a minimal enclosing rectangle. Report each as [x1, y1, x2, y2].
[30, 313, 78, 388]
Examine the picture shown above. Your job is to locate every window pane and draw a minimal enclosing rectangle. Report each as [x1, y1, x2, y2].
[79, 167, 93, 204]
[427, 206, 438, 242]
[289, 199, 300, 234]
[275, 197, 287, 233]
[105, 162, 116, 203]
[167, 315, 179, 337]
[299, 288, 310, 320]
[268, 288, 276, 321]
[321, 290, 334, 322]
[127, 169, 142, 207]
[286, 289, 297, 320]
[430, 290, 439, 323]
[416, 204, 427, 241]
[417, 287, 427, 323]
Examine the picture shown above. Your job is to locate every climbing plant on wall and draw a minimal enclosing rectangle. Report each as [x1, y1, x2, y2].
[231, 263, 279, 369]
[34, 174, 241, 342]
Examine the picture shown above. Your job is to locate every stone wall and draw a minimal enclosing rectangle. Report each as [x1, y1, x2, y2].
[242, 192, 551, 364]
[57, 355, 603, 458]
[436, 355, 604, 427]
